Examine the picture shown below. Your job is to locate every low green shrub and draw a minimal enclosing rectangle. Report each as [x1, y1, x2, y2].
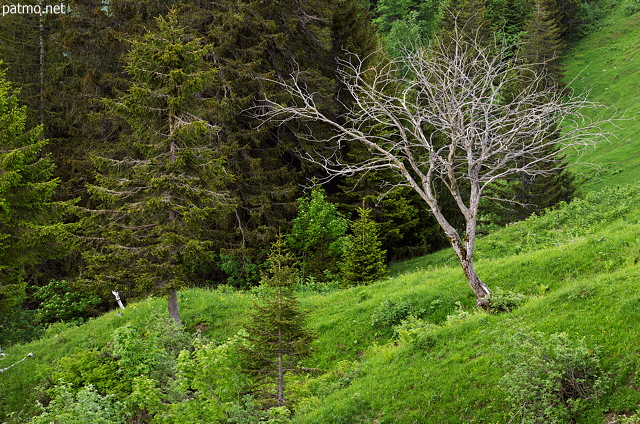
[219, 252, 265, 289]
[619, 414, 640, 424]
[444, 301, 474, 325]
[489, 287, 526, 312]
[393, 315, 439, 350]
[622, 0, 640, 16]
[370, 299, 413, 331]
[500, 330, 606, 424]
[29, 382, 127, 424]
[34, 280, 101, 325]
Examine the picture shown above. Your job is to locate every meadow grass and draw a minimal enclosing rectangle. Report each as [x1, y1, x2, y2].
[3, 181, 638, 423]
[564, 7, 640, 194]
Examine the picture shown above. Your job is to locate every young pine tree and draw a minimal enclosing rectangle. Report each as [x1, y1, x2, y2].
[241, 237, 315, 408]
[340, 207, 387, 286]
[83, 11, 233, 324]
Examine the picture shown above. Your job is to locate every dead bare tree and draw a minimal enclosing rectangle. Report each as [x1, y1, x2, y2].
[259, 30, 609, 307]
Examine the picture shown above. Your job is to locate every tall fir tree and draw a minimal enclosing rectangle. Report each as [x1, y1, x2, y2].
[83, 11, 233, 324]
[0, 69, 71, 339]
[241, 236, 315, 408]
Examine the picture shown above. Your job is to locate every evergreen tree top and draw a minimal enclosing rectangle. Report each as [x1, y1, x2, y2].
[261, 236, 297, 289]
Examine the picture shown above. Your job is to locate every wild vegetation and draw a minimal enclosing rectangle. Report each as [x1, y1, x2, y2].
[0, 0, 639, 422]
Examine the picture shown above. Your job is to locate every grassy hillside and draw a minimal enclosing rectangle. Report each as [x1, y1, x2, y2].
[564, 6, 640, 194]
[2, 184, 640, 423]
[2, 5, 639, 424]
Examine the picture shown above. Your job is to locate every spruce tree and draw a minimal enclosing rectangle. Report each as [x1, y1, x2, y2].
[488, 0, 532, 47]
[241, 236, 315, 408]
[439, 0, 493, 43]
[83, 10, 233, 324]
[340, 206, 387, 286]
[47, 0, 181, 204]
[173, 0, 336, 282]
[0, 69, 70, 329]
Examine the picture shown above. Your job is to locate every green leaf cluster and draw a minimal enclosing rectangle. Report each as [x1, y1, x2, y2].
[288, 188, 348, 281]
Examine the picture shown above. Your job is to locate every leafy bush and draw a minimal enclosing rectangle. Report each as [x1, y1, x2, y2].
[287, 188, 348, 281]
[48, 316, 191, 407]
[34, 280, 101, 325]
[500, 330, 606, 423]
[124, 330, 250, 423]
[371, 299, 413, 331]
[394, 315, 440, 350]
[30, 382, 127, 424]
[619, 414, 640, 423]
[488, 287, 526, 312]
[293, 276, 340, 294]
[219, 252, 265, 289]
[444, 302, 474, 326]
[622, 0, 640, 16]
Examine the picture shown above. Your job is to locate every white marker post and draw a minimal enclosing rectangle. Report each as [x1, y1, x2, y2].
[112, 290, 125, 310]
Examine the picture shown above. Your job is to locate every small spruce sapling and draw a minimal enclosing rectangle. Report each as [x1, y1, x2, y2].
[340, 206, 386, 286]
[241, 236, 315, 408]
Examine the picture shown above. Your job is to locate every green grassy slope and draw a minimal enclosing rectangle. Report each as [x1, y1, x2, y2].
[564, 7, 640, 194]
[3, 184, 640, 423]
[294, 185, 640, 423]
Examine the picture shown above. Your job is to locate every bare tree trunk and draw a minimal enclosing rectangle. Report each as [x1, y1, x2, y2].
[38, 0, 45, 126]
[460, 255, 491, 307]
[277, 324, 284, 406]
[449, 233, 491, 307]
[168, 289, 181, 325]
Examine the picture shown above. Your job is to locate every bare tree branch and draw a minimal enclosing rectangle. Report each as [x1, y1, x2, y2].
[257, 29, 613, 307]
